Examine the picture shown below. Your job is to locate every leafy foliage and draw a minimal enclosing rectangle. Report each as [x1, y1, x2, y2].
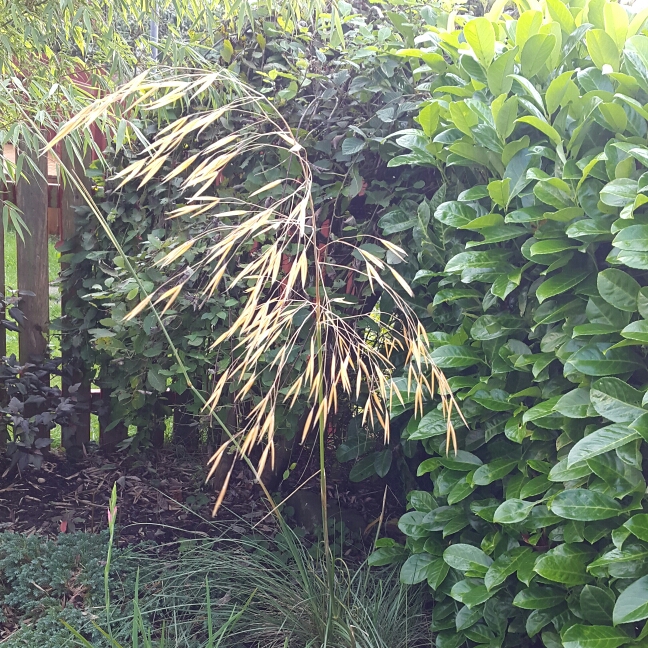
[0, 354, 79, 475]
[367, 3, 648, 648]
[57, 5, 462, 457]
[0, 0, 333, 232]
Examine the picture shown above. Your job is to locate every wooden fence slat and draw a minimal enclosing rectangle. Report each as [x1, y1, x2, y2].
[0, 187, 5, 451]
[0, 186, 7, 358]
[15, 142, 50, 439]
[60, 146, 91, 448]
[16, 143, 49, 365]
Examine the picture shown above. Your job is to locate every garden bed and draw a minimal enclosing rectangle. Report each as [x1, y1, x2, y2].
[0, 446, 403, 546]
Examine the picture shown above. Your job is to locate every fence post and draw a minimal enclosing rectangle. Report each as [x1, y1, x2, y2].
[0, 186, 7, 359]
[60, 145, 91, 448]
[0, 186, 6, 451]
[16, 143, 49, 364]
[15, 141, 50, 438]
[98, 386, 127, 448]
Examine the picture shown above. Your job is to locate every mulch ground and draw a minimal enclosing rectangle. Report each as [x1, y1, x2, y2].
[0, 444, 404, 545]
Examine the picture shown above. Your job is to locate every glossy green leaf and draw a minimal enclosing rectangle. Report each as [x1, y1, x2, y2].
[398, 511, 429, 539]
[587, 453, 644, 498]
[438, 450, 483, 471]
[638, 286, 648, 318]
[461, 213, 504, 231]
[515, 9, 543, 48]
[566, 344, 642, 376]
[487, 47, 518, 96]
[410, 410, 453, 440]
[602, 179, 639, 208]
[494, 97, 518, 141]
[530, 239, 578, 255]
[524, 396, 561, 423]
[368, 545, 407, 567]
[432, 288, 481, 305]
[445, 250, 512, 274]
[447, 478, 475, 505]
[604, 1, 629, 49]
[400, 553, 442, 585]
[580, 586, 615, 625]
[562, 625, 629, 648]
[450, 579, 494, 608]
[374, 449, 392, 478]
[590, 544, 648, 572]
[536, 262, 590, 303]
[336, 434, 372, 462]
[620, 320, 648, 343]
[431, 345, 483, 368]
[147, 367, 167, 392]
[590, 378, 645, 422]
[554, 389, 595, 419]
[378, 209, 418, 235]
[568, 425, 640, 465]
[521, 33, 556, 78]
[534, 544, 592, 585]
[613, 224, 648, 251]
[586, 29, 620, 72]
[341, 137, 366, 155]
[624, 514, 648, 542]
[534, 178, 573, 209]
[455, 605, 482, 632]
[463, 18, 495, 67]
[408, 491, 437, 513]
[517, 116, 561, 146]
[630, 412, 648, 441]
[472, 458, 518, 485]
[513, 584, 565, 610]
[487, 179, 510, 208]
[549, 489, 622, 521]
[349, 454, 377, 482]
[546, 0, 575, 33]
[598, 103, 628, 133]
[493, 498, 536, 524]
[450, 102, 479, 137]
[520, 475, 551, 499]
[613, 575, 648, 624]
[597, 269, 640, 312]
[427, 557, 450, 590]
[527, 608, 559, 637]
[484, 547, 534, 590]
[435, 201, 476, 228]
[443, 543, 493, 574]
[471, 314, 523, 340]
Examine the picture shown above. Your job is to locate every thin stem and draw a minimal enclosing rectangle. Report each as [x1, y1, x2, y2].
[312, 204, 335, 644]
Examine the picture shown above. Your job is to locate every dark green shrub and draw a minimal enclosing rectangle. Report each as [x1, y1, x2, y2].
[369, 3, 648, 648]
[61, 4, 451, 451]
[0, 355, 80, 474]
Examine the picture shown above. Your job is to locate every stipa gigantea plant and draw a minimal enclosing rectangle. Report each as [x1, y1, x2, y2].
[47, 68, 461, 517]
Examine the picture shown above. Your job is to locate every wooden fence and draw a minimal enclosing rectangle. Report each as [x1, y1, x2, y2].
[0, 143, 128, 449]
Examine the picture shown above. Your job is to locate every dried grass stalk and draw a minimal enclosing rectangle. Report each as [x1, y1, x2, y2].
[48, 68, 461, 513]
